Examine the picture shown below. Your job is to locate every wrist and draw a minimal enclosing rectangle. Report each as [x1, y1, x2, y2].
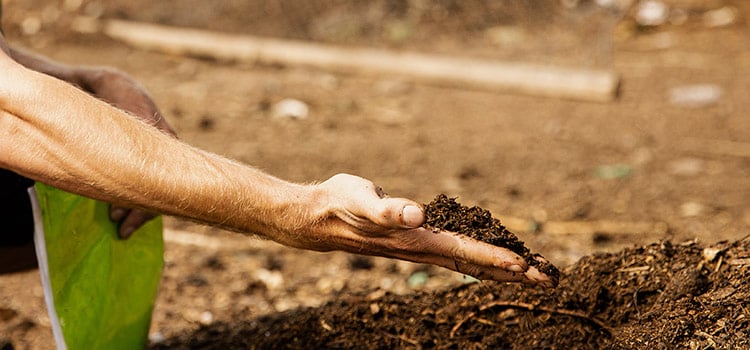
[288, 181, 331, 230]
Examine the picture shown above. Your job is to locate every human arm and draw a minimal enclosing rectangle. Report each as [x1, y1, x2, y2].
[4, 43, 175, 238]
[7, 45, 174, 135]
[0, 53, 554, 286]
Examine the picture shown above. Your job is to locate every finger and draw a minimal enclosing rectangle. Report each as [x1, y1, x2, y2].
[452, 259, 528, 282]
[523, 265, 559, 288]
[149, 111, 178, 138]
[400, 204, 425, 228]
[378, 227, 529, 273]
[117, 210, 156, 239]
[110, 206, 130, 222]
[448, 241, 557, 287]
[350, 185, 424, 229]
[326, 174, 424, 230]
[369, 198, 425, 229]
[431, 229, 529, 272]
[466, 265, 556, 287]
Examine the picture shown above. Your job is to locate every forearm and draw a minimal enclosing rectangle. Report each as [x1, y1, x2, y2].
[0, 58, 325, 243]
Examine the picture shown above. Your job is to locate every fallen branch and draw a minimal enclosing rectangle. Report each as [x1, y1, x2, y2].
[103, 19, 619, 102]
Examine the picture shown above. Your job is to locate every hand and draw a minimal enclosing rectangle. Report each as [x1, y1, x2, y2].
[76, 67, 176, 239]
[77, 67, 176, 135]
[296, 174, 556, 286]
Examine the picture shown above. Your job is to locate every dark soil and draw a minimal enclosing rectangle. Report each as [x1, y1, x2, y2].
[1, 0, 749, 349]
[423, 194, 560, 282]
[150, 238, 750, 349]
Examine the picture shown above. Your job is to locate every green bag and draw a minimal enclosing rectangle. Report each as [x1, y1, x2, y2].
[31, 184, 164, 350]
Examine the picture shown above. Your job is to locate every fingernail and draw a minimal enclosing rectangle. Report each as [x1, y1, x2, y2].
[401, 205, 424, 228]
[508, 264, 525, 273]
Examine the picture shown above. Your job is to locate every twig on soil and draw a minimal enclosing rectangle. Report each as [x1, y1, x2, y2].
[615, 266, 651, 273]
[380, 331, 421, 348]
[450, 311, 476, 338]
[633, 288, 642, 321]
[728, 258, 750, 266]
[458, 301, 615, 336]
[102, 19, 619, 102]
[714, 255, 723, 273]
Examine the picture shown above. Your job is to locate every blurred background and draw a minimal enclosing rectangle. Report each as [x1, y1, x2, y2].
[1, 0, 748, 348]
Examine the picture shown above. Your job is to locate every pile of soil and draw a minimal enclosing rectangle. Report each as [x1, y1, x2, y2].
[151, 238, 750, 349]
[423, 194, 560, 283]
[2, 1, 748, 349]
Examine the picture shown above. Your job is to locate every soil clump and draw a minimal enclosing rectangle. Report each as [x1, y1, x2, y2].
[423, 194, 561, 282]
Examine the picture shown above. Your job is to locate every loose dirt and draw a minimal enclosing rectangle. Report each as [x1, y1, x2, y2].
[150, 238, 750, 349]
[0, 0, 748, 349]
[423, 194, 560, 282]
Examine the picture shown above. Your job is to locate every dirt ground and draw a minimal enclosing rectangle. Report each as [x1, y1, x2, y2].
[1, 0, 749, 349]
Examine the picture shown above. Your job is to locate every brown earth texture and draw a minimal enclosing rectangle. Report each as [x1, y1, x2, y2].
[1, 0, 749, 349]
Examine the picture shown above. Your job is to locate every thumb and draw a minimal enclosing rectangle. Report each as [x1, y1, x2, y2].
[374, 198, 425, 229]
[400, 203, 425, 228]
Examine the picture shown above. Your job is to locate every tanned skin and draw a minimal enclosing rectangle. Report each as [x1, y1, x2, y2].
[0, 30, 554, 286]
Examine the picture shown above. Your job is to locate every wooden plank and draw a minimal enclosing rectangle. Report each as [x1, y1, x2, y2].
[103, 19, 620, 102]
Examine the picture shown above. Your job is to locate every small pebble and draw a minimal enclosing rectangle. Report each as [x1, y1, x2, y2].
[366, 289, 386, 301]
[369, 303, 381, 315]
[702, 247, 722, 262]
[668, 158, 704, 177]
[21, 17, 42, 36]
[703, 7, 737, 28]
[272, 98, 309, 119]
[680, 201, 704, 217]
[669, 84, 723, 109]
[254, 269, 284, 290]
[594, 164, 632, 179]
[636, 0, 669, 27]
[199, 311, 214, 325]
[148, 332, 166, 344]
[407, 271, 430, 289]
